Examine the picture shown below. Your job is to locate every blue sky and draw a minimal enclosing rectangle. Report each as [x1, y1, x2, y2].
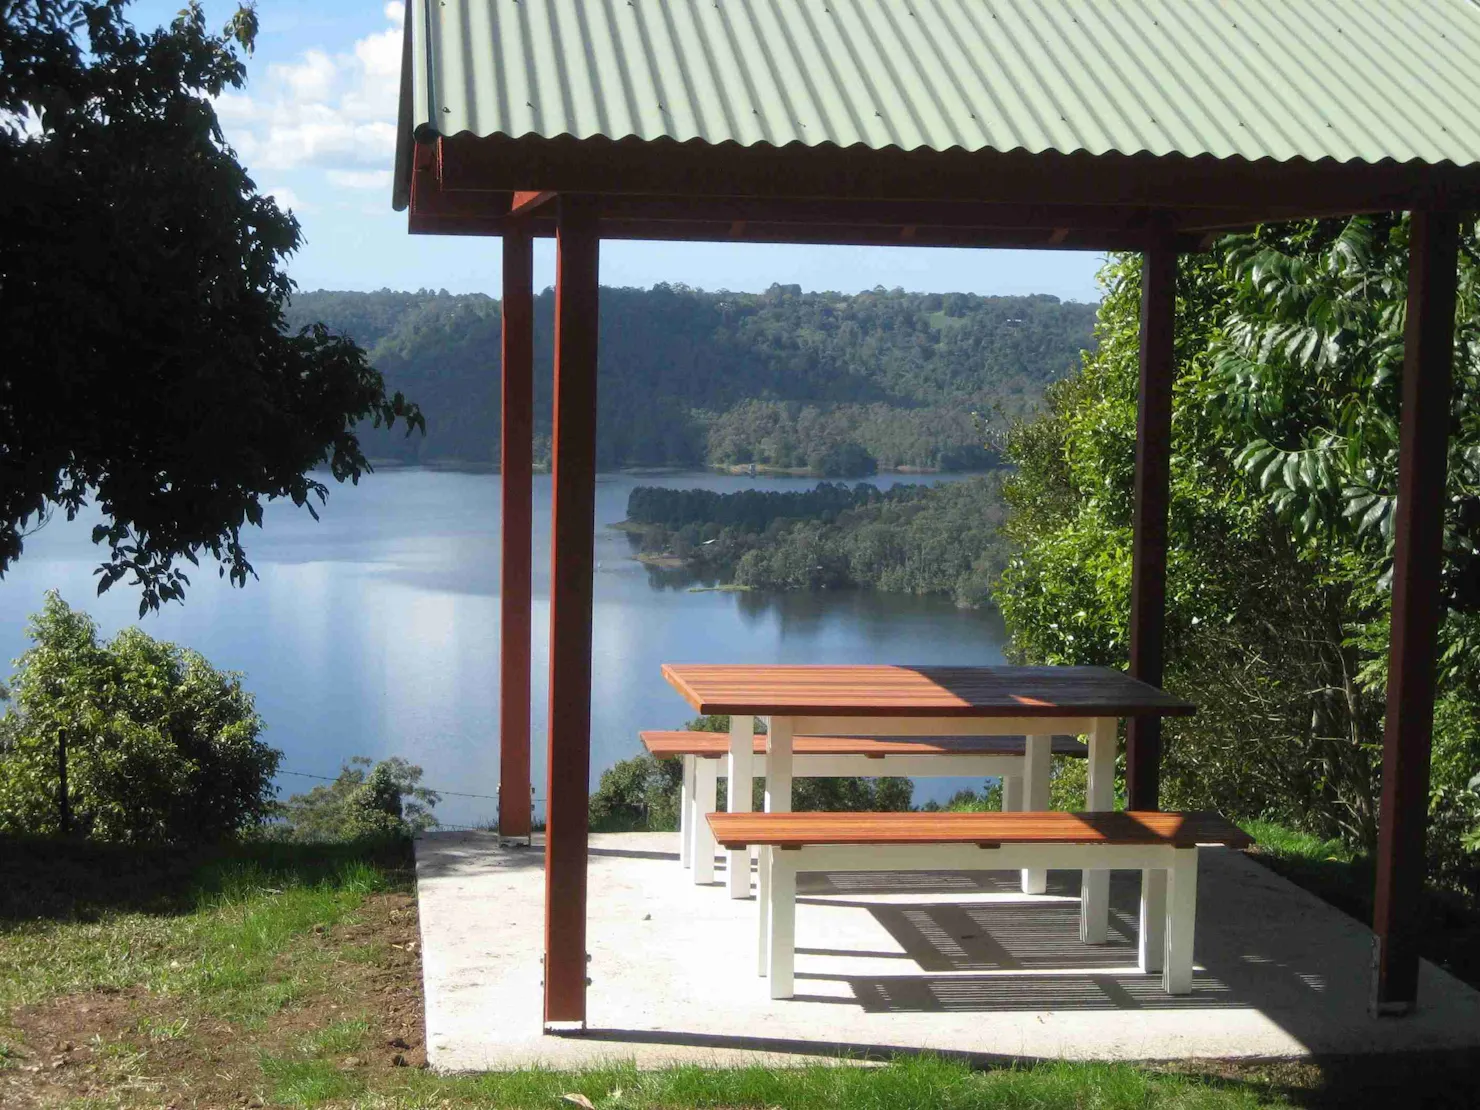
[132, 0, 1105, 301]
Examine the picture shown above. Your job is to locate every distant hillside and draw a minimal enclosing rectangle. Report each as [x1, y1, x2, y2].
[284, 285, 1097, 472]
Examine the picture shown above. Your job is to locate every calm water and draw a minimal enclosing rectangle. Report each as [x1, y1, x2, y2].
[0, 470, 1009, 825]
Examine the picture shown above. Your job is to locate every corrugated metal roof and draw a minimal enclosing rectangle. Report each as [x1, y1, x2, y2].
[400, 0, 1480, 205]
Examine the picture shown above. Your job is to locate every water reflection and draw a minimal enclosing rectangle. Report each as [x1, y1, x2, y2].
[0, 469, 1007, 825]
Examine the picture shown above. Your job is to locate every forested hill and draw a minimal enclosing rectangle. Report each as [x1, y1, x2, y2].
[285, 285, 1096, 472]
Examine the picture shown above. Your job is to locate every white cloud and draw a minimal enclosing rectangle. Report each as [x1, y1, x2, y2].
[218, 6, 404, 175]
[327, 168, 394, 191]
[266, 185, 308, 213]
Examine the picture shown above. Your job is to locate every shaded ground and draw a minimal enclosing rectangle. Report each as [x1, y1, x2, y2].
[0, 838, 424, 1108]
[1243, 836, 1480, 991]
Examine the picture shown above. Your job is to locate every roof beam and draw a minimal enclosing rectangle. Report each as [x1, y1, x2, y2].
[406, 209, 1204, 252]
[509, 190, 558, 218]
[438, 136, 1480, 225]
[431, 189, 1262, 234]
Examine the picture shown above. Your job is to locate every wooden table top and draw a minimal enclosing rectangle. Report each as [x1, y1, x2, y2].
[661, 664, 1196, 719]
[639, 730, 1090, 758]
[706, 810, 1251, 850]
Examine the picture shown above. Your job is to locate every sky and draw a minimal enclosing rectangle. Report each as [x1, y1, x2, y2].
[130, 0, 1105, 301]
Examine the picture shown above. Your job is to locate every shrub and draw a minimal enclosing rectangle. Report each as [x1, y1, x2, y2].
[589, 752, 683, 832]
[590, 714, 913, 831]
[275, 757, 439, 841]
[0, 592, 279, 844]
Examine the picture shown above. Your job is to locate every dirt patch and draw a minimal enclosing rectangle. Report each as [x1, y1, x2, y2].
[1, 891, 425, 1108]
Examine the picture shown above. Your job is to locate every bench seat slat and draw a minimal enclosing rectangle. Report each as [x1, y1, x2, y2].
[707, 810, 1252, 850]
[640, 729, 1089, 759]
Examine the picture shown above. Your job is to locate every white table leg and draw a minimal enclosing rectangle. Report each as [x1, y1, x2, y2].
[1141, 867, 1168, 973]
[1020, 734, 1050, 894]
[764, 717, 794, 994]
[1002, 773, 1021, 812]
[756, 844, 771, 976]
[767, 847, 796, 999]
[1080, 717, 1116, 942]
[679, 754, 695, 868]
[727, 715, 755, 898]
[692, 756, 719, 885]
[1162, 849, 1197, 994]
[765, 716, 794, 814]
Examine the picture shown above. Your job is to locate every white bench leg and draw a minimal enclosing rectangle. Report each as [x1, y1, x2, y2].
[727, 716, 755, 898]
[679, 754, 694, 868]
[756, 844, 771, 976]
[1140, 868, 1168, 973]
[692, 756, 719, 885]
[1002, 773, 1022, 812]
[1079, 717, 1116, 941]
[767, 847, 796, 999]
[1020, 734, 1050, 894]
[1162, 849, 1197, 994]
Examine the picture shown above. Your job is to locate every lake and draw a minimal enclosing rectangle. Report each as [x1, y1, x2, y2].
[0, 469, 1010, 825]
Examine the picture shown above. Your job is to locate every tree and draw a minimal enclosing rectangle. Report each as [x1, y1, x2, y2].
[1, 1, 422, 613]
[275, 756, 440, 841]
[997, 227, 1480, 883]
[284, 285, 1091, 472]
[0, 591, 279, 843]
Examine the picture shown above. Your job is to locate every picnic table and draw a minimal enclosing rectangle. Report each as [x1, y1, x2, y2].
[661, 663, 1195, 949]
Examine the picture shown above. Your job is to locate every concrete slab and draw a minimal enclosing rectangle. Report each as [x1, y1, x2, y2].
[414, 831, 1480, 1071]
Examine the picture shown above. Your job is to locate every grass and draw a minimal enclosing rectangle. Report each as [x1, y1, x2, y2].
[261, 1054, 367, 1107]
[1241, 821, 1352, 864]
[2, 830, 1478, 1108]
[370, 1056, 1277, 1109]
[0, 849, 390, 1021]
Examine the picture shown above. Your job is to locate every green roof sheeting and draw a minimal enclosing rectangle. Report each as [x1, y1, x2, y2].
[405, 0, 1480, 161]
[399, 0, 1480, 208]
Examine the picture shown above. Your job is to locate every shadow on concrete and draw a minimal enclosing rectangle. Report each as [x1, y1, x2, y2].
[783, 863, 1372, 1055]
[588, 846, 681, 863]
[565, 1026, 1019, 1067]
[796, 946, 915, 960]
[800, 868, 1081, 897]
[412, 834, 546, 881]
[797, 898, 1137, 971]
[797, 971, 1242, 1012]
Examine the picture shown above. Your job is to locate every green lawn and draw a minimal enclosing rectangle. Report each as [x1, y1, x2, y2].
[1, 831, 1477, 1108]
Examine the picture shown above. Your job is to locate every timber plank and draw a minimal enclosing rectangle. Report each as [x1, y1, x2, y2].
[706, 810, 1252, 850]
[661, 664, 1195, 718]
[639, 730, 1089, 758]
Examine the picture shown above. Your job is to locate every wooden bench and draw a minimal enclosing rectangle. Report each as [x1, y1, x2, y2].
[707, 809, 1253, 999]
[641, 729, 1089, 883]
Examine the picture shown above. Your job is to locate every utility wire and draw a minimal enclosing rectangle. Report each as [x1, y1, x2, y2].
[276, 767, 546, 804]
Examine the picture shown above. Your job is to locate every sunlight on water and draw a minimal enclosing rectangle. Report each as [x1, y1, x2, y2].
[0, 470, 1008, 824]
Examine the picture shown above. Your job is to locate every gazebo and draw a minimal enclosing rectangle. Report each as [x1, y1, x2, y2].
[392, 0, 1480, 1027]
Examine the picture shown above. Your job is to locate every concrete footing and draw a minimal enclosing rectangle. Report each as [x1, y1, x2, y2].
[415, 831, 1480, 1071]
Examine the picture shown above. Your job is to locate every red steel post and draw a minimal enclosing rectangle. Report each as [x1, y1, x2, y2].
[543, 197, 600, 1025]
[1371, 209, 1458, 1014]
[1126, 237, 1178, 810]
[498, 227, 534, 839]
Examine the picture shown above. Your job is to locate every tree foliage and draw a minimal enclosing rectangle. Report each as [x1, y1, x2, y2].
[997, 222, 1480, 882]
[627, 478, 1013, 608]
[285, 285, 1093, 472]
[274, 756, 440, 841]
[589, 713, 912, 832]
[1, 1, 422, 612]
[0, 592, 278, 843]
